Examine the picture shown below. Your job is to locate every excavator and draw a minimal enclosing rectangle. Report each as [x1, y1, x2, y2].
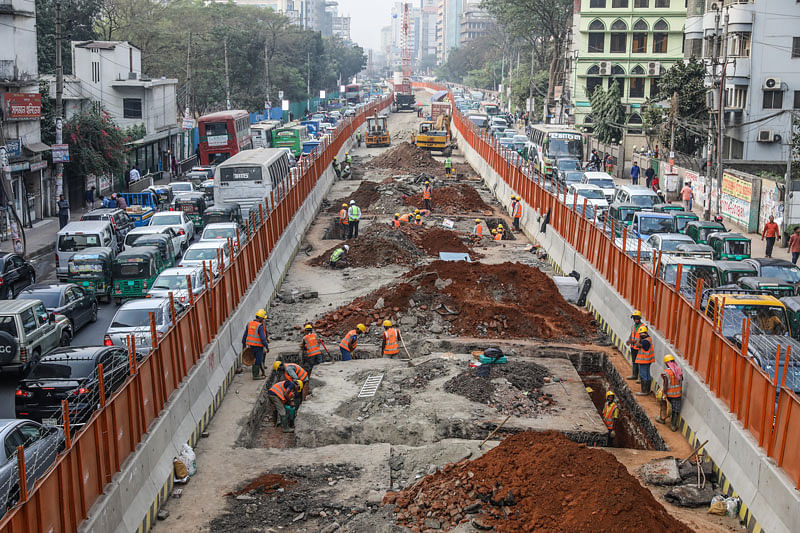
[365, 113, 390, 147]
[412, 112, 455, 156]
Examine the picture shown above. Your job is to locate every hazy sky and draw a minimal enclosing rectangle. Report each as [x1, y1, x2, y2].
[337, 0, 393, 51]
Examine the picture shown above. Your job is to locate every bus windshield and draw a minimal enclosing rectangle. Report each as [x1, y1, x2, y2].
[546, 133, 582, 159]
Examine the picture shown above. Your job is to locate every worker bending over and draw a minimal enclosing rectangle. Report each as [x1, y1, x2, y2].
[339, 203, 349, 239]
[392, 213, 401, 229]
[242, 309, 269, 380]
[330, 244, 349, 269]
[625, 310, 646, 382]
[657, 355, 683, 431]
[268, 379, 299, 433]
[414, 214, 423, 226]
[381, 320, 402, 358]
[300, 323, 323, 374]
[339, 323, 366, 361]
[272, 360, 309, 405]
[423, 181, 432, 212]
[635, 327, 654, 396]
[602, 390, 620, 445]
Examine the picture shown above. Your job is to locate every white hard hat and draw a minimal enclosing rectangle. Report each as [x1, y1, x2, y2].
[350, 200, 356, 204]
[344, 245, 350, 251]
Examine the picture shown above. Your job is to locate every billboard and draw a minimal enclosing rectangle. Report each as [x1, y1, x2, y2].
[2, 93, 41, 120]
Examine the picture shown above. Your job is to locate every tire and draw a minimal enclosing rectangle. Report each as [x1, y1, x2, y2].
[60, 329, 72, 347]
[89, 303, 98, 323]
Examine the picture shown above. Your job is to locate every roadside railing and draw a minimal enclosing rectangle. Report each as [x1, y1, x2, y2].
[0, 96, 392, 532]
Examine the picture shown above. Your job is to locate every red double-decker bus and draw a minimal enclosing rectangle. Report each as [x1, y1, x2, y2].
[344, 84, 361, 104]
[197, 110, 253, 165]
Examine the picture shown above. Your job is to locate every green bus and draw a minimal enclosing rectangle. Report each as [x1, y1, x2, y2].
[272, 125, 309, 157]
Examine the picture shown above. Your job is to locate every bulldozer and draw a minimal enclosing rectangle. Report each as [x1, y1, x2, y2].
[412, 113, 455, 156]
[365, 113, 390, 147]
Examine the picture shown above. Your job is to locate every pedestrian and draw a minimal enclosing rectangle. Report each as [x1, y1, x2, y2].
[635, 326, 654, 396]
[339, 203, 349, 239]
[645, 165, 655, 189]
[762, 215, 780, 258]
[106, 194, 117, 209]
[98, 194, 106, 207]
[630, 161, 640, 185]
[589, 150, 600, 171]
[299, 324, 323, 375]
[512, 195, 522, 231]
[657, 354, 683, 431]
[602, 390, 620, 445]
[170, 151, 178, 176]
[625, 310, 646, 382]
[129, 165, 141, 184]
[268, 380, 297, 433]
[115, 193, 127, 210]
[423, 181, 432, 211]
[329, 245, 349, 269]
[654, 145, 660, 159]
[381, 320, 401, 359]
[680, 182, 693, 211]
[790, 226, 800, 264]
[242, 309, 269, 380]
[604, 154, 614, 174]
[85, 186, 96, 210]
[57, 194, 70, 228]
[348, 200, 361, 239]
[339, 323, 366, 361]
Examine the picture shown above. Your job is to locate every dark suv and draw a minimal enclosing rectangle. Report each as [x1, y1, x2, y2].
[81, 209, 134, 252]
[0, 253, 35, 299]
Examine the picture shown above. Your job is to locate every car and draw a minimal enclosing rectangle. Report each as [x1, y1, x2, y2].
[80, 208, 134, 251]
[179, 241, 232, 276]
[657, 255, 721, 297]
[277, 147, 297, 167]
[148, 211, 194, 251]
[0, 419, 64, 511]
[147, 266, 207, 305]
[565, 184, 609, 217]
[631, 212, 676, 239]
[104, 297, 183, 355]
[581, 171, 616, 203]
[16, 284, 97, 333]
[343, 108, 356, 117]
[646, 233, 696, 254]
[15, 346, 131, 428]
[125, 226, 182, 262]
[0, 300, 72, 376]
[170, 181, 195, 195]
[743, 258, 800, 294]
[200, 222, 243, 250]
[612, 184, 662, 210]
[0, 253, 36, 299]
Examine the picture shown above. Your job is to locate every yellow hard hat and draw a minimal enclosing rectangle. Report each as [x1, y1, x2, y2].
[342, 203, 348, 208]
[664, 354, 675, 363]
[256, 309, 268, 319]
[382, 319, 392, 327]
[304, 323, 313, 330]
[296, 379, 304, 391]
[356, 323, 367, 333]
[605, 390, 615, 398]
[638, 326, 649, 335]
[395, 213, 400, 217]
[415, 215, 421, 219]
[631, 310, 642, 318]
[497, 224, 503, 229]
[516, 195, 521, 200]
[425, 181, 430, 185]
[414, 209, 420, 214]
[491, 229, 497, 234]
[272, 361, 281, 371]
[475, 219, 481, 223]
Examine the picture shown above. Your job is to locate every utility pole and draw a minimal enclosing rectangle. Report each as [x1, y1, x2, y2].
[55, 1, 64, 200]
[703, 7, 721, 221]
[306, 51, 311, 115]
[223, 38, 231, 111]
[186, 32, 192, 117]
[715, 7, 730, 218]
[785, 112, 796, 246]
[669, 92, 677, 162]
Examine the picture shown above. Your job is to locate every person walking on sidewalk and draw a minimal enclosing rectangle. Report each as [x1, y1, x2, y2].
[242, 309, 269, 380]
[762, 215, 779, 258]
[57, 194, 70, 228]
[348, 200, 361, 239]
[84, 187, 96, 210]
[630, 161, 640, 185]
[645, 165, 655, 189]
[680, 182, 693, 211]
[790, 226, 800, 264]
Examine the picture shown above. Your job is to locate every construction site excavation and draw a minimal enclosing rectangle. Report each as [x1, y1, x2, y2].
[157, 94, 742, 533]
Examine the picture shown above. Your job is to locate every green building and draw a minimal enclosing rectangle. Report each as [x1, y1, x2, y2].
[568, 0, 686, 132]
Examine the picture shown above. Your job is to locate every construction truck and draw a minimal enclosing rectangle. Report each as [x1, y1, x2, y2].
[365, 113, 390, 147]
[412, 113, 455, 156]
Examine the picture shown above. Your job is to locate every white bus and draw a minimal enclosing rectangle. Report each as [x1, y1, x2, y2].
[527, 124, 584, 177]
[250, 120, 281, 149]
[214, 148, 291, 220]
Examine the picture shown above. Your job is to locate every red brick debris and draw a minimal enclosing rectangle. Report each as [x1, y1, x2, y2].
[404, 183, 493, 215]
[384, 431, 694, 533]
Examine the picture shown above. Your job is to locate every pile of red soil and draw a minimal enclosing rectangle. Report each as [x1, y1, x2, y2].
[310, 224, 425, 267]
[328, 181, 381, 212]
[399, 225, 472, 256]
[312, 261, 597, 340]
[404, 184, 492, 215]
[384, 431, 693, 533]
[229, 473, 295, 496]
[369, 142, 443, 173]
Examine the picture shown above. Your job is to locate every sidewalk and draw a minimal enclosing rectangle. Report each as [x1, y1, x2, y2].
[0, 207, 93, 259]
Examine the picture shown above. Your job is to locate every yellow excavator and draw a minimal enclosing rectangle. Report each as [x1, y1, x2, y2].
[365, 113, 390, 147]
[412, 113, 454, 156]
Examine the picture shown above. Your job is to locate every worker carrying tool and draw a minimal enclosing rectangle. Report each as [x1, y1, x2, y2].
[392, 213, 401, 229]
[512, 196, 522, 231]
[491, 229, 502, 241]
[423, 181, 432, 212]
[473, 219, 483, 236]
[339, 203, 349, 239]
[242, 309, 269, 380]
[268, 379, 299, 433]
[381, 320, 401, 358]
[348, 200, 361, 239]
[329, 245, 349, 269]
[300, 323, 324, 373]
[634, 326, 654, 396]
[657, 354, 683, 431]
[272, 360, 310, 405]
[414, 214, 423, 226]
[602, 390, 620, 445]
[444, 157, 453, 177]
[625, 310, 647, 382]
[339, 323, 366, 361]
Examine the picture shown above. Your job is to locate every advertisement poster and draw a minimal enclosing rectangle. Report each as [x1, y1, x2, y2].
[720, 172, 752, 227]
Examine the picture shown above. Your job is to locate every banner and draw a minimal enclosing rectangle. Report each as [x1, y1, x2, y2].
[720, 171, 753, 228]
[52, 144, 70, 163]
[2, 93, 41, 120]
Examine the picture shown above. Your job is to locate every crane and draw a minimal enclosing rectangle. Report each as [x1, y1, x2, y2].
[392, 2, 416, 112]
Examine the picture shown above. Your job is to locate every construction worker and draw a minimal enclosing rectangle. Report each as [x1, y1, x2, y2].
[392, 213, 401, 229]
[356, 130, 362, 147]
[658, 354, 683, 431]
[300, 323, 323, 373]
[473, 219, 483, 237]
[512, 196, 522, 231]
[339, 203, 349, 239]
[635, 326, 654, 396]
[346, 151, 352, 164]
[491, 229, 502, 241]
[414, 214, 423, 226]
[348, 200, 361, 239]
[339, 323, 366, 361]
[242, 309, 269, 380]
[332, 156, 341, 179]
[423, 181, 432, 211]
[399, 212, 412, 223]
[272, 360, 310, 405]
[626, 311, 646, 381]
[496, 223, 505, 240]
[510, 195, 518, 216]
[444, 157, 453, 177]
[381, 320, 401, 358]
[602, 390, 620, 445]
[268, 379, 298, 433]
[330, 244, 349, 269]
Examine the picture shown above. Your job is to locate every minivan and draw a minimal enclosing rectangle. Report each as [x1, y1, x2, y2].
[56, 221, 117, 281]
[613, 185, 661, 210]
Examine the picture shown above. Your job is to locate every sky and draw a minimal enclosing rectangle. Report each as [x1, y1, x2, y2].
[336, 0, 393, 51]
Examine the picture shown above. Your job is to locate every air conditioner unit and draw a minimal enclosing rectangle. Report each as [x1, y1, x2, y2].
[757, 129, 777, 143]
[598, 62, 610, 76]
[128, 72, 138, 80]
[763, 77, 781, 90]
[647, 62, 661, 76]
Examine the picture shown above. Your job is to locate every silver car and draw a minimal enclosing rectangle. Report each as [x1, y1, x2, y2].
[104, 298, 180, 354]
[147, 266, 207, 306]
[0, 419, 64, 511]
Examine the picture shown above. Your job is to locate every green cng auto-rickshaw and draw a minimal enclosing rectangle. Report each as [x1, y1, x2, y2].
[112, 247, 166, 304]
[66, 247, 114, 303]
[707, 232, 752, 261]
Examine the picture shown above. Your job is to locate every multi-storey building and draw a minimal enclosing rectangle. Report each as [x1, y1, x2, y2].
[332, 14, 351, 41]
[569, 0, 686, 130]
[459, 2, 493, 46]
[436, 0, 464, 63]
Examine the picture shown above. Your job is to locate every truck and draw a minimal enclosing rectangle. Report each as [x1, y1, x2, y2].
[392, 73, 415, 111]
[365, 114, 390, 147]
[431, 102, 451, 122]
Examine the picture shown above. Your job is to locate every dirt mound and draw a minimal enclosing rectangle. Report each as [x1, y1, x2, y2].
[328, 181, 381, 212]
[399, 225, 472, 256]
[312, 261, 598, 341]
[369, 142, 443, 173]
[404, 184, 493, 214]
[384, 431, 693, 533]
[310, 224, 425, 267]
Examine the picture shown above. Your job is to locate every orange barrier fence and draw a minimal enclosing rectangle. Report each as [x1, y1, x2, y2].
[412, 80, 800, 489]
[0, 95, 392, 532]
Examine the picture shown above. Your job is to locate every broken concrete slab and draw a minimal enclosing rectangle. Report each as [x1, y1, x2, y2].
[664, 484, 717, 508]
[638, 457, 682, 486]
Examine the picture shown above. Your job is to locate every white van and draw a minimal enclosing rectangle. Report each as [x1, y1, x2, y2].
[56, 221, 116, 280]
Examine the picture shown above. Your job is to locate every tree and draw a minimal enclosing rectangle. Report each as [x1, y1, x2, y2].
[590, 82, 624, 144]
[35, 0, 102, 75]
[63, 109, 129, 181]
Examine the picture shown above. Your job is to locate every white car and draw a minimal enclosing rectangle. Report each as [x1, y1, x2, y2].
[170, 181, 195, 195]
[200, 222, 243, 251]
[125, 226, 182, 261]
[566, 183, 609, 212]
[148, 211, 194, 252]
[147, 266, 207, 306]
[104, 298, 182, 355]
[179, 241, 232, 276]
[581, 171, 617, 203]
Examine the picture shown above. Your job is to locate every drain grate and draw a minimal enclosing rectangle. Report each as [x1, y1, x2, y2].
[358, 374, 384, 398]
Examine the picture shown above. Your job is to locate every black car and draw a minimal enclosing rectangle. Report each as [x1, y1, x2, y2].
[0, 253, 36, 299]
[17, 284, 97, 333]
[15, 346, 131, 428]
[743, 258, 800, 294]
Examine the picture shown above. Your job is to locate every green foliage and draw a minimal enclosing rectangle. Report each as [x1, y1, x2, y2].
[36, 0, 102, 75]
[39, 82, 57, 146]
[63, 109, 128, 180]
[590, 82, 624, 144]
[124, 123, 147, 142]
[436, 36, 501, 89]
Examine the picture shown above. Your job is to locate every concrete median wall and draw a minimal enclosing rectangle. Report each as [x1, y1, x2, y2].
[454, 128, 799, 533]
[79, 138, 354, 533]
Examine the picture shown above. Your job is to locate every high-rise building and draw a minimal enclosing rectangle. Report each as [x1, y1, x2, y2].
[436, 0, 464, 64]
[420, 0, 439, 61]
[459, 2, 492, 46]
[332, 15, 351, 41]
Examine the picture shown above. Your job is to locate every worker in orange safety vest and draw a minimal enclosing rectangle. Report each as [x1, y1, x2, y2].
[625, 310, 647, 382]
[381, 320, 402, 358]
[635, 327, 655, 396]
[473, 219, 483, 237]
[339, 323, 366, 361]
[392, 213, 401, 229]
[268, 380, 298, 433]
[602, 390, 619, 444]
[299, 323, 324, 373]
[657, 354, 683, 431]
[423, 181, 432, 211]
[242, 309, 269, 380]
[339, 203, 349, 239]
[512, 196, 522, 231]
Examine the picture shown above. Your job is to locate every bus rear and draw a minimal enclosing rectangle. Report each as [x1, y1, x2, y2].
[272, 126, 307, 157]
[198, 110, 253, 165]
[214, 149, 290, 219]
[345, 84, 361, 104]
[482, 102, 501, 116]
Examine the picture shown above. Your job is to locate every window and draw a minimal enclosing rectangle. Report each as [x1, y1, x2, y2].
[650, 78, 660, 98]
[728, 32, 751, 57]
[20, 308, 37, 335]
[794, 91, 800, 109]
[631, 65, 645, 76]
[610, 20, 627, 53]
[632, 19, 648, 53]
[763, 90, 784, 109]
[590, 0, 606, 6]
[653, 31, 668, 53]
[655, 0, 669, 6]
[634, 0, 648, 6]
[123, 98, 142, 119]
[587, 77, 603, 95]
[91, 61, 100, 83]
[629, 78, 645, 98]
[588, 20, 605, 53]
[612, 0, 628, 6]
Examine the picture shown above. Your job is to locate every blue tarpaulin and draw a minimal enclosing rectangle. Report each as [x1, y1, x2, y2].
[430, 90, 448, 102]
